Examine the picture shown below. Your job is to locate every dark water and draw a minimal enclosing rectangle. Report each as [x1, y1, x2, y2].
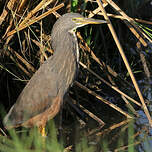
[60, 78, 152, 152]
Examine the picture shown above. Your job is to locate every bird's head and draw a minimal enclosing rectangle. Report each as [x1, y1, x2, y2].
[52, 13, 106, 33]
[51, 13, 106, 53]
[71, 13, 107, 30]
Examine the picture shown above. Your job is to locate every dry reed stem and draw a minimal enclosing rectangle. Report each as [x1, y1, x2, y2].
[2, 19, 13, 39]
[88, 7, 101, 18]
[96, 119, 131, 136]
[65, 97, 87, 122]
[137, 42, 151, 80]
[31, 39, 53, 55]
[125, 20, 152, 44]
[89, 10, 152, 42]
[78, 32, 134, 89]
[105, 0, 147, 47]
[79, 62, 141, 107]
[134, 18, 152, 25]
[17, 0, 28, 13]
[67, 96, 105, 126]
[13, 49, 36, 73]
[114, 141, 141, 152]
[85, 126, 101, 137]
[96, 0, 152, 127]
[19, 0, 55, 27]
[79, 104, 105, 126]
[0, 0, 16, 25]
[97, 12, 152, 26]
[40, 20, 45, 64]
[75, 81, 132, 119]
[97, 12, 152, 43]
[140, 52, 151, 79]
[121, 96, 139, 117]
[7, 47, 32, 77]
[0, 128, 7, 136]
[77, 32, 118, 78]
[88, 4, 108, 18]
[2, 6, 29, 39]
[6, 3, 64, 37]
[2, 34, 33, 77]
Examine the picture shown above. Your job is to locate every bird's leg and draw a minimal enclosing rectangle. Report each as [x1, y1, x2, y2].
[38, 124, 47, 137]
[58, 102, 63, 141]
[38, 124, 47, 151]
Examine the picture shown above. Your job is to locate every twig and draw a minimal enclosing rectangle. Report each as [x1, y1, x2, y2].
[8, 46, 36, 73]
[105, 0, 147, 47]
[17, 0, 28, 13]
[78, 32, 134, 89]
[31, 39, 53, 56]
[0, 0, 16, 25]
[134, 18, 152, 25]
[79, 104, 105, 126]
[0, 128, 7, 136]
[75, 81, 132, 119]
[121, 95, 139, 117]
[137, 42, 151, 79]
[96, 119, 131, 136]
[114, 141, 141, 152]
[96, 0, 152, 127]
[6, 3, 64, 37]
[77, 32, 117, 78]
[19, 0, 55, 26]
[79, 62, 141, 107]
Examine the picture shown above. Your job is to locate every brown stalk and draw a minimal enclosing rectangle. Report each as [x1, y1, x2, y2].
[79, 62, 141, 107]
[31, 39, 53, 59]
[137, 42, 151, 80]
[78, 32, 134, 88]
[17, 0, 28, 13]
[134, 18, 152, 25]
[8, 46, 34, 76]
[114, 141, 141, 152]
[96, 119, 131, 136]
[75, 81, 132, 119]
[97, 12, 152, 26]
[105, 0, 147, 47]
[19, 0, 55, 27]
[88, 3, 108, 18]
[96, 0, 152, 127]
[121, 96, 139, 117]
[6, 3, 64, 37]
[13, 49, 36, 73]
[77, 32, 118, 78]
[0, 0, 16, 25]
[79, 104, 105, 126]
[89, 10, 152, 43]
[67, 96, 105, 126]
[97, 12, 152, 43]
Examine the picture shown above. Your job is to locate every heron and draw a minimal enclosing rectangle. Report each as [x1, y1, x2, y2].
[3, 13, 106, 136]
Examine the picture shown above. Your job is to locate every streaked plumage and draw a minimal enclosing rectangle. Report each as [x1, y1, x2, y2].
[3, 13, 106, 129]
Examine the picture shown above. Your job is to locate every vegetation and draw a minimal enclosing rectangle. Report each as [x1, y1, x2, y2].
[0, 0, 152, 151]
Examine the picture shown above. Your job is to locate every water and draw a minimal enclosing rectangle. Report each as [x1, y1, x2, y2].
[60, 78, 152, 151]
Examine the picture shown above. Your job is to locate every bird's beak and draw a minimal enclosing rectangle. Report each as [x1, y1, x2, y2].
[83, 17, 107, 24]
[73, 17, 107, 25]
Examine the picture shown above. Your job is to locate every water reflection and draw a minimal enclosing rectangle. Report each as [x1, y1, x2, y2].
[61, 78, 152, 151]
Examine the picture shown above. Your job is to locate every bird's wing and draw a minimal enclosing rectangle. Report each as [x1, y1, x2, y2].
[9, 58, 61, 125]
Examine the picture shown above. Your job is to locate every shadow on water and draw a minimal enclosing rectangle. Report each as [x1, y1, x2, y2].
[59, 78, 152, 151]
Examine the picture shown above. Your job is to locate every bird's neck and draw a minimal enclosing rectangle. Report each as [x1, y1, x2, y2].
[52, 30, 79, 64]
[68, 29, 79, 63]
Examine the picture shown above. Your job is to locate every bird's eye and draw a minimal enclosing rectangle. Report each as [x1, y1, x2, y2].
[72, 18, 77, 21]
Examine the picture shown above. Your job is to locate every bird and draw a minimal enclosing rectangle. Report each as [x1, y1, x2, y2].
[3, 13, 106, 136]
